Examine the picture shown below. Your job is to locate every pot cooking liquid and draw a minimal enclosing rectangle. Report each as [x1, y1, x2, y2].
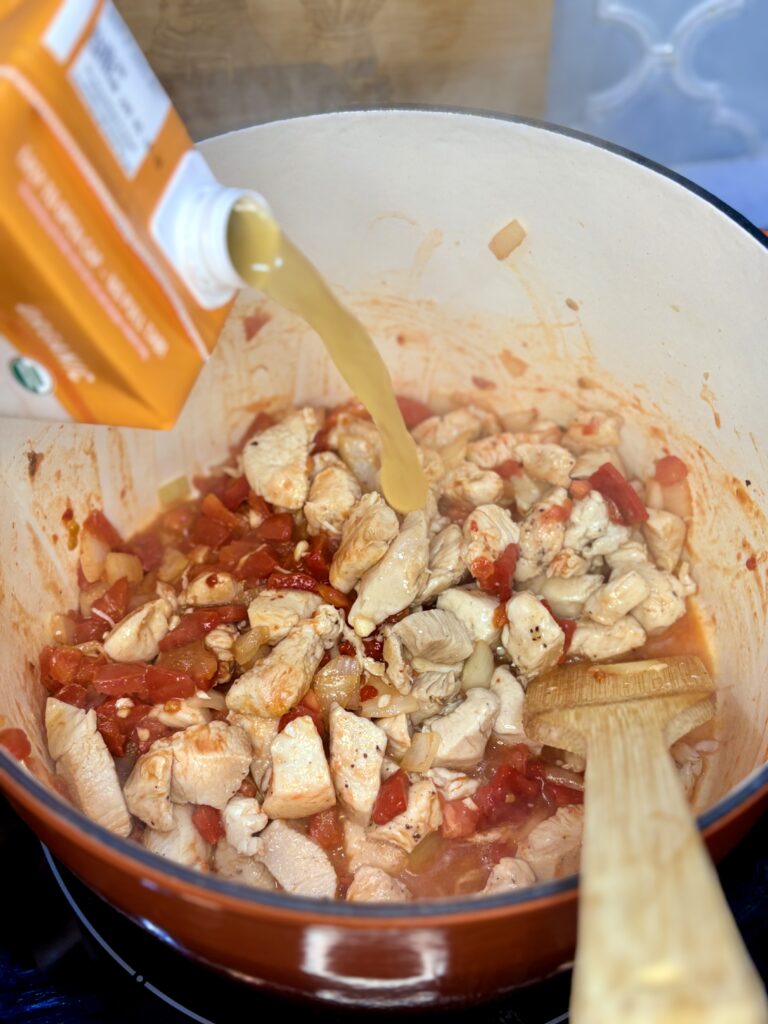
[227, 196, 428, 513]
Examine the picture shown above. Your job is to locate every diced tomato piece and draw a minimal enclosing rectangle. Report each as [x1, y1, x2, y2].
[91, 577, 129, 623]
[301, 534, 333, 582]
[492, 604, 508, 629]
[144, 665, 197, 703]
[69, 613, 109, 644]
[255, 513, 294, 542]
[95, 697, 149, 757]
[55, 683, 89, 708]
[220, 474, 251, 511]
[157, 639, 218, 685]
[92, 662, 149, 699]
[441, 798, 481, 839]
[540, 501, 572, 523]
[541, 600, 578, 658]
[308, 807, 344, 850]
[362, 636, 384, 661]
[134, 716, 173, 754]
[544, 782, 584, 807]
[237, 777, 258, 798]
[316, 583, 352, 610]
[0, 727, 31, 761]
[201, 492, 242, 531]
[396, 395, 432, 428]
[40, 645, 106, 692]
[359, 683, 378, 701]
[569, 479, 592, 500]
[655, 455, 689, 486]
[235, 547, 279, 582]
[472, 543, 519, 603]
[266, 571, 318, 593]
[159, 605, 247, 651]
[247, 492, 272, 519]
[278, 698, 325, 737]
[504, 744, 531, 774]
[589, 463, 648, 526]
[192, 514, 232, 549]
[161, 503, 197, 538]
[191, 804, 225, 844]
[127, 530, 164, 572]
[494, 459, 523, 479]
[83, 509, 122, 548]
[372, 770, 410, 825]
[218, 540, 257, 570]
[338, 639, 356, 656]
[474, 759, 541, 828]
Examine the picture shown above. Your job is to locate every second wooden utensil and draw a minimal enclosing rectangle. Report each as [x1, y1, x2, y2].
[525, 655, 768, 1024]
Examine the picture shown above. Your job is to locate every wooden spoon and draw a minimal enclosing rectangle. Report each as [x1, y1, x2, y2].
[525, 655, 768, 1024]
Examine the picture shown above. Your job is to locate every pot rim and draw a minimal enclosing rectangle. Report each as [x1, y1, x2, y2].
[3, 108, 768, 922]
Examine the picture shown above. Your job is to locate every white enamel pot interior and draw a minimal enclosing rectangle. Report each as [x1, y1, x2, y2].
[1, 111, 767, 1001]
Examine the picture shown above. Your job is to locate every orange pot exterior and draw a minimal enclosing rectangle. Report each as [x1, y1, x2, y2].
[3, 765, 766, 1007]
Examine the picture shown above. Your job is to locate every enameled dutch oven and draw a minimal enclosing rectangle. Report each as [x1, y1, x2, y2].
[1, 111, 768, 1008]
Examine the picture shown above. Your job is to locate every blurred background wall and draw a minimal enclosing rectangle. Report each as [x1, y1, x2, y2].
[115, 0, 768, 224]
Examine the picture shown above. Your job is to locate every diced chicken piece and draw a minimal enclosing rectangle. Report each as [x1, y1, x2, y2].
[426, 766, 479, 800]
[564, 492, 631, 558]
[304, 463, 361, 539]
[570, 448, 627, 478]
[440, 462, 504, 507]
[213, 839, 277, 890]
[331, 416, 382, 491]
[168, 721, 252, 809]
[642, 508, 687, 572]
[376, 713, 412, 759]
[180, 570, 242, 607]
[517, 805, 583, 881]
[545, 548, 589, 578]
[502, 593, 564, 682]
[678, 561, 697, 598]
[482, 857, 537, 893]
[569, 617, 646, 661]
[466, 432, 519, 469]
[143, 803, 211, 871]
[671, 740, 709, 797]
[381, 630, 413, 695]
[498, 408, 538, 433]
[392, 610, 473, 671]
[262, 715, 335, 819]
[329, 705, 386, 824]
[149, 697, 212, 729]
[329, 492, 400, 594]
[419, 524, 467, 602]
[461, 504, 520, 569]
[537, 573, 603, 620]
[515, 443, 575, 487]
[343, 819, 408, 875]
[411, 670, 462, 722]
[629, 564, 687, 635]
[506, 470, 546, 515]
[349, 511, 429, 637]
[426, 688, 499, 770]
[228, 712, 278, 793]
[562, 411, 623, 454]
[222, 796, 268, 855]
[246, 589, 322, 645]
[204, 624, 237, 664]
[102, 596, 173, 663]
[123, 745, 174, 831]
[242, 407, 319, 510]
[347, 866, 412, 903]
[260, 819, 337, 898]
[515, 488, 570, 582]
[412, 406, 498, 449]
[227, 607, 341, 717]
[372, 779, 442, 853]
[605, 540, 650, 570]
[310, 451, 345, 475]
[489, 666, 526, 742]
[45, 698, 131, 837]
[417, 445, 447, 486]
[584, 570, 650, 626]
[437, 586, 503, 645]
[512, 420, 563, 445]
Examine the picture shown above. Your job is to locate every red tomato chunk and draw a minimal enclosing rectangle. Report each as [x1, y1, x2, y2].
[255, 512, 294, 542]
[191, 804, 225, 844]
[441, 798, 481, 839]
[588, 462, 648, 526]
[372, 770, 410, 825]
[472, 543, 519, 603]
[0, 727, 31, 761]
[308, 807, 344, 850]
[159, 606, 247, 651]
[396, 395, 432, 428]
[655, 455, 689, 486]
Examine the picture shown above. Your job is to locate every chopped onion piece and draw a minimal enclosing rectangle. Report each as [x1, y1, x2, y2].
[79, 580, 109, 618]
[188, 690, 227, 711]
[104, 552, 143, 585]
[79, 528, 110, 583]
[157, 547, 189, 583]
[50, 612, 75, 645]
[461, 641, 494, 690]
[359, 694, 420, 718]
[400, 731, 441, 773]
[158, 475, 189, 507]
[661, 479, 692, 519]
[233, 627, 269, 667]
[313, 656, 361, 714]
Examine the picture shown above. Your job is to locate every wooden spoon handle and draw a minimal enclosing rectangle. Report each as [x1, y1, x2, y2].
[570, 712, 768, 1024]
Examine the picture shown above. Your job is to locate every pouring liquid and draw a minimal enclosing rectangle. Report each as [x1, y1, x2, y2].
[227, 198, 428, 513]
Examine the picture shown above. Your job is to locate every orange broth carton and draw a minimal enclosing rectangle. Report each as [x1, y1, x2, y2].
[0, 0, 271, 427]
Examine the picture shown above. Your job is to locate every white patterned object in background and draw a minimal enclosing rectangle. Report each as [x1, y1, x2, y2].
[547, 0, 767, 166]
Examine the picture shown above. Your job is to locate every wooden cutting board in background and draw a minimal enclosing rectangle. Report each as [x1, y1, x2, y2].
[116, 0, 554, 141]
